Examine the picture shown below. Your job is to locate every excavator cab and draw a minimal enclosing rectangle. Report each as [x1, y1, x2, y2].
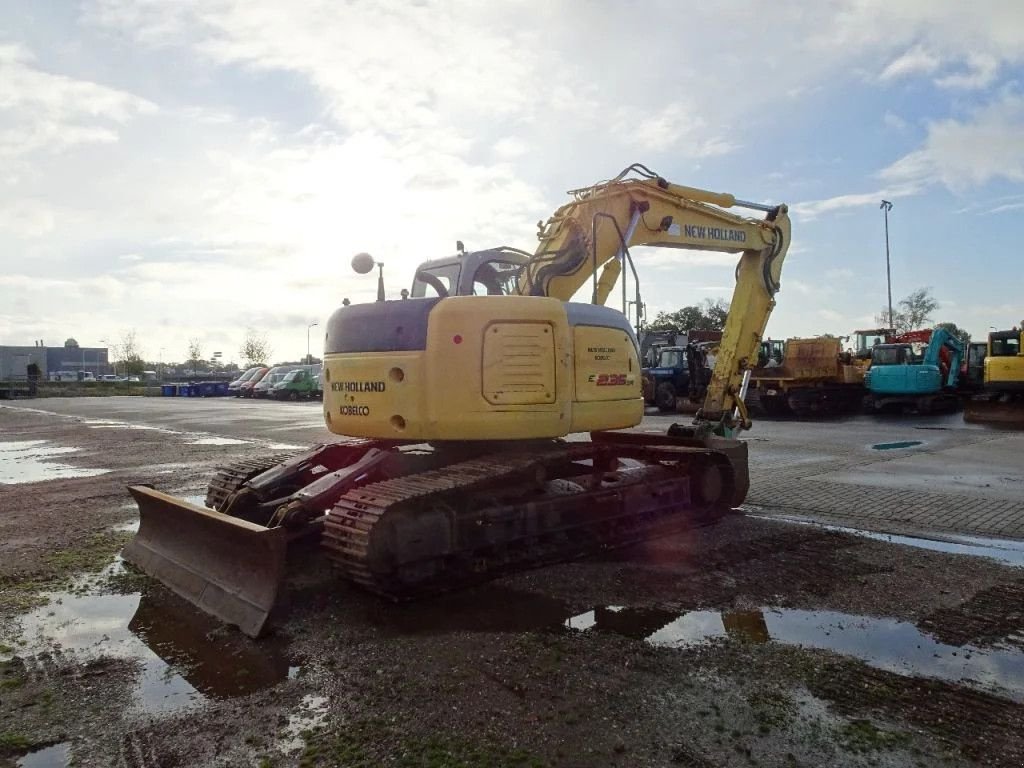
[410, 248, 531, 298]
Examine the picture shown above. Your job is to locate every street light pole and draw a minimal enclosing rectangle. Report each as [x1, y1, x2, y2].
[100, 338, 110, 377]
[880, 200, 894, 330]
[307, 322, 319, 364]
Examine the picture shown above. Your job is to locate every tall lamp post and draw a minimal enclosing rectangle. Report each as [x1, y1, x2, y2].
[100, 338, 111, 377]
[880, 200, 894, 329]
[307, 322, 319, 364]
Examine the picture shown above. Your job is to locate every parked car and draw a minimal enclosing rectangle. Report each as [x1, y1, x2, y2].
[229, 366, 265, 396]
[313, 364, 323, 400]
[271, 366, 319, 400]
[237, 367, 270, 397]
[252, 366, 298, 398]
[100, 374, 123, 382]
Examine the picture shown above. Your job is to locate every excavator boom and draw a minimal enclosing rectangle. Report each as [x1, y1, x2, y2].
[521, 164, 789, 430]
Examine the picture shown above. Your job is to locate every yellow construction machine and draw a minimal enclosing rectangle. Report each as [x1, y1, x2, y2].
[747, 337, 865, 417]
[124, 164, 791, 636]
[964, 324, 1024, 426]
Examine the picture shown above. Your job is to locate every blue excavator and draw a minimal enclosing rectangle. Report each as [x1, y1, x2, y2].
[864, 327, 964, 414]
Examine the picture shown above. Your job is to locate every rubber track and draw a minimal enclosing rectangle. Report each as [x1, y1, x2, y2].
[205, 452, 299, 511]
[323, 442, 726, 597]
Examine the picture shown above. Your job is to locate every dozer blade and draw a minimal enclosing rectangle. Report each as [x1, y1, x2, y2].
[124, 486, 288, 638]
[963, 399, 1024, 428]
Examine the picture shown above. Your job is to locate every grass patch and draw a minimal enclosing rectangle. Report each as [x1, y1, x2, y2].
[0, 532, 131, 615]
[0, 732, 31, 755]
[34, 383, 147, 398]
[43, 532, 131, 578]
[749, 687, 798, 732]
[839, 719, 910, 753]
[298, 720, 545, 768]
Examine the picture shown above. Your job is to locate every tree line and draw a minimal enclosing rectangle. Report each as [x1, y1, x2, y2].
[105, 327, 274, 374]
[644, 287, 971, 343]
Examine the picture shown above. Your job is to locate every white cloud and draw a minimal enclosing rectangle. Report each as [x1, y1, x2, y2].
[879, 45, 941, 81]
[935, 53, 1000, 89]
[3, 0, 1024, 352]
[0, 42, 156, 161]
[883, 112, 908, 131]
[791, 185, 920, 220]
[881, 92, 1024, 189]
[826, 268, 854, 280]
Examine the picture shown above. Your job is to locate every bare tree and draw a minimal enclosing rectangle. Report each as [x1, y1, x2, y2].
[118, 329, 144, 376]
[875, 287, 939, 335]
[240, 329, 272, 367]
[187, 337, 203, 376]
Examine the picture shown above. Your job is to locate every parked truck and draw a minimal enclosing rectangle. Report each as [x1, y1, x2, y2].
[746, 336, 864, 417]
[641, 331, 722, 411]
[864, 327, 964, 413]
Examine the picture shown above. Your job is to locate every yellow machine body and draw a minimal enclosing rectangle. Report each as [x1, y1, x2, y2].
[984, 327, 1024, 391]
[123, 164, 793, 637]
[323, 296, 643, 441]
[324, 166, 791, 441]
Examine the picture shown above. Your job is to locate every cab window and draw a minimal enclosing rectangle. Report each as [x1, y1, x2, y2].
[471, 259, 523, 296]
[991, 336, 1021, 356]
[871, 346, 903, 366]
[411, 263, 460, 298]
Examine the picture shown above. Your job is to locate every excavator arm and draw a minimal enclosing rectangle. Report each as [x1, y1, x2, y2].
[520, 164, 791, 433]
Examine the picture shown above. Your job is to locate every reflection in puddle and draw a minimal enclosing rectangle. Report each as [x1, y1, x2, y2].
[749, 513, 1024, 568]
[565, 606, 1024, 701]
[16, 742, 70, 768]
[17, 569, 292, 715]
[278, 694, 330, 754]
[0, 440, 110, 484]
[189, 437, 249, 446]
[368, 585, 574, 637]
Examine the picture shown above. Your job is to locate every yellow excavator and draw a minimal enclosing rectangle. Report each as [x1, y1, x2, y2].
[964, 324, 1024, 426]
[124, 164, 791, 636]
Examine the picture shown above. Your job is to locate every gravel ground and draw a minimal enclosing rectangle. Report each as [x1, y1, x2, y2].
[1, 399, 1022, 767]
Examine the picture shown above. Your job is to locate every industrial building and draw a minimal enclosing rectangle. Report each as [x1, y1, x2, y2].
[0, 339, 109, 380]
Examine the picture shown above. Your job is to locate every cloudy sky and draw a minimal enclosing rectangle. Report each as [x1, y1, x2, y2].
[2, 1, 1022, 363]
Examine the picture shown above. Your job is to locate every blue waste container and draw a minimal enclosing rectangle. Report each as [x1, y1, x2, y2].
[161, 384, 176, 397]
[177, 384, 190, 397]
[214, 382, 230, 396]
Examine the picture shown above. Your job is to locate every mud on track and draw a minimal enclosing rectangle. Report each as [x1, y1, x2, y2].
[1, 399, 1023, 766]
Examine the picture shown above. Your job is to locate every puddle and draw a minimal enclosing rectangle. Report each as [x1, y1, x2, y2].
[0, 440, 111, 484]
[189, 437, 249, 446]
[564, 606, 1024, 701]
[750, 513, 1024, 568]
[871, 440, 923, 450]
[16, 566, 293, 715]
[16, 742, 70, 768]
[84, 420, 169, 432]
[278, 694, 330, 754]
[367, 585, 575, 637]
